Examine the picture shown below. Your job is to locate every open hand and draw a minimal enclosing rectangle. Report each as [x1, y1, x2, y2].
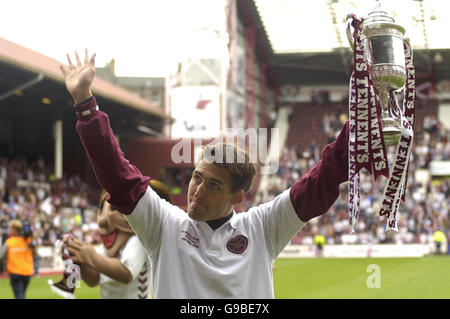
[60, 49, 96, 104]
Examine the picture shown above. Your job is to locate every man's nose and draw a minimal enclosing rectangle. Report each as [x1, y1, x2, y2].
[194, 182, 207, 199]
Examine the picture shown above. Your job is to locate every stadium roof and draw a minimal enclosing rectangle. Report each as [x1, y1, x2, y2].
[0, 37, 168, 119]
[255, 0, 449, 53]
[249, 0, 450, 86]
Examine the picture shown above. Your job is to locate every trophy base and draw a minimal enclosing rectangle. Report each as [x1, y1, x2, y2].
[381, 114, 402, 146]
[382, 127, 401, 146]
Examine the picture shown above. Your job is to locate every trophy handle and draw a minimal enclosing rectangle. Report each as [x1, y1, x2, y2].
[404, 37, 413, 59]
[346, 14, 355, 50]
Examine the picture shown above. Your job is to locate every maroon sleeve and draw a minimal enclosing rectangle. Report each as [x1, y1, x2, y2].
[290, 121, 349, 222]
[74, 96, 151, 214]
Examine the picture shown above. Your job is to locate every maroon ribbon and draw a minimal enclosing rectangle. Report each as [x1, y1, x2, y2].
[401, 43, 416, 202]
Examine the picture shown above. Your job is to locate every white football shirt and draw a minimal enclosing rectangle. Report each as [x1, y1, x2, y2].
[98, 235, 152, 299]
[126, 186, 305, 298]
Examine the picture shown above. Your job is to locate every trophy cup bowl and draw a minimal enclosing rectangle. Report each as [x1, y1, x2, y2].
[347, 9, 408, 146]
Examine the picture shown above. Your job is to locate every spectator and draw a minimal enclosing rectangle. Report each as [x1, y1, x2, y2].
[433, 230, 446, 255]
[0, 220, 34, 299]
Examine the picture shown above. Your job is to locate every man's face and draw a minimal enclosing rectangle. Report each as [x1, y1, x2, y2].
[187, 160, 243, 222]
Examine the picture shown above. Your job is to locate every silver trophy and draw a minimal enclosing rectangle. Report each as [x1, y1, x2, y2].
[346, 5, 410, 146]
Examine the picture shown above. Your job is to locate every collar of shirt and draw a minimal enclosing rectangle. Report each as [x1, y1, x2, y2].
[205, 212, 234, 230]
[196, 211, 238, 233]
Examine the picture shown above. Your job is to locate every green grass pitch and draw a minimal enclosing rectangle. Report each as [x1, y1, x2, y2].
[0, 275, 100, 299]
[0, 256, 448, 299]
[273, 256, 450, 299]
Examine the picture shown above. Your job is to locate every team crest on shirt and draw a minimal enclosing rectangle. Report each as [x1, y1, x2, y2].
[226, 235, 248, 254]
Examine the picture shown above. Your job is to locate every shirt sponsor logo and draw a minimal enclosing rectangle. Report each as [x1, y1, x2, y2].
[226, 235, 248, 254]
[181, 230, 200, 249]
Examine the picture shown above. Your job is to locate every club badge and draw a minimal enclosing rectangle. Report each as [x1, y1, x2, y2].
[226, 235, 248, 254]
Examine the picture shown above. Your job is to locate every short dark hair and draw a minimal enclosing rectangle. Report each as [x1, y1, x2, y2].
[198, 143, 256, 194]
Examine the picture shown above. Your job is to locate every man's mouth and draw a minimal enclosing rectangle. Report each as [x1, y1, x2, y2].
[100, 231, 118, 249]
[191, 201, 206, 210]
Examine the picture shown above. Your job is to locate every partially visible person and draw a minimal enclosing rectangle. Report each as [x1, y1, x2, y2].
[21, 219, 39, 277]
[313, 234, 326, 258]
[433, 230, 446, 255]
[49, 180, 171, 299]
[0, 220, 34, 299]
[0, 213, 10, 273]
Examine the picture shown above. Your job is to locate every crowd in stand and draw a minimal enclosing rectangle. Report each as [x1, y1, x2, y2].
[256, 110, 449, 246]
[0, 157, 101, 252]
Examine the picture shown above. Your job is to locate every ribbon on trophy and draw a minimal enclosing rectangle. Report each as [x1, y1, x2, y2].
[348, 15, 415, 232]
[380, 41, 416, 230]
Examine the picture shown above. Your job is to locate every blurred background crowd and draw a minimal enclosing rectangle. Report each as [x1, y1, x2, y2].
[0, 157, 101, 249]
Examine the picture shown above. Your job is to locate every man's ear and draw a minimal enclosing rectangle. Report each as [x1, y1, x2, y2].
[232, 189, 244, 205]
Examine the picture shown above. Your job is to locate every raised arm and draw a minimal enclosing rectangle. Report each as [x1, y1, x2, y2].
[290, 121, 349, 222]
[60, 50, 150, 214]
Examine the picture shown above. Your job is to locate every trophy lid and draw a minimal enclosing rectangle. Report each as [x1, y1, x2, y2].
[361, 5, 406, 35]
[364, 10, 395, 24]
